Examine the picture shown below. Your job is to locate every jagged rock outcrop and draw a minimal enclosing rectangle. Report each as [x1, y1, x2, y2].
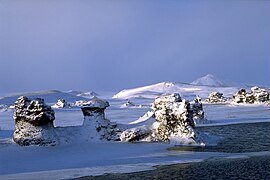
[251, 86, 269, 102]
[13, 96, 58, 146]
[81, 97, 121, 141]
[120, 93, 198, 145]
[192, 96, 204, 120]
[232, 87, 269, 103]
[206, 91, 226, 103]
[120, 126, 152, 142]
[52, 99, 70, 109]
[151, 93, 195, 142]
[232, 89, 247, 103]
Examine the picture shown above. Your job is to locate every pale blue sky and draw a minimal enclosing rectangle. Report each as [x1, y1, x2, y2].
[0, 0, 269, 93]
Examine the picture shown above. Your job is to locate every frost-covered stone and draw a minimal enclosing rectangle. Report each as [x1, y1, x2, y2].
[232, 89, 247, 103]
[206, 91, 226, 103]
[120, 93, 198, 145]
[120, 126, 151, 142]
[251, 86, 269, 102]
[52, 99, 70, 109]
[192, 96, 204, 120]
[152, 94, 195, 142]
[13, 96, 58, 146]
[81, 97, 121, 141]
[232, 87, 269, 104]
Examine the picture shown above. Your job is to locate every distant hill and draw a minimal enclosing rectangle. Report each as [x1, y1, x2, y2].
[113, 81, 238, 100]
[0, 90, 89, 106]
[66, 90, 99, 98]
[191, 74, 231, 87]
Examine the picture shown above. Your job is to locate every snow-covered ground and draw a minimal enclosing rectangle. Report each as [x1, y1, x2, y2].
[0, 76, 269, 179]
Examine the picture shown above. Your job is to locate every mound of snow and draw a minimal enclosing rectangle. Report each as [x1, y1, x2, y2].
[191, 74, 231, 87]
[0, 90, 89, 106]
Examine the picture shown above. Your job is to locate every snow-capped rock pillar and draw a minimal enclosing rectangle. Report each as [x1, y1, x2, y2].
[192, 96, 204, 120]
[81, 97, 110, 126]
[152, 93, 196, 142]
[81, 97, 120, 141]
[13, 96, 58, 146]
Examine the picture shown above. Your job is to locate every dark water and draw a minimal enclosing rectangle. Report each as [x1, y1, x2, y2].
[170, 122, 270, 153]
[78, 155, 270, 180]
[76, 122, 270, 180]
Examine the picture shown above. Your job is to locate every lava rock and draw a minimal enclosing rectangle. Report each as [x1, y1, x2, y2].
[232, 87, 269, 104]
[251, 86, 269, 102]
[232, 89, 247, 103]
[81, 97, 121, 141]
[120, 93, 198, 144]
[206, 91, 226, 103]
[192, 96, 205, 120]
[52, 99, 70, 109]
[13, 96, 58, 146]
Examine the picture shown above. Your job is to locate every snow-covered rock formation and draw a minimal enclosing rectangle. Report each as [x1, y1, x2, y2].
[81, 97, 121, 141]
[51, 99, 70, 109]
[192, 96, 204, 120]
[232, 87, 269, 103]
[206, 91, 226, 103]
[251, 86, 269, 102]
[232, 89, 247, 103]
[13, 96, 58, 146]
[120, 93, 199, 145]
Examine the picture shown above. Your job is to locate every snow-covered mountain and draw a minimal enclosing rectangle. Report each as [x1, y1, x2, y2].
[0, 90, 89, 106]
[191, 74, 231, 87]
[113, 81, 239, 100]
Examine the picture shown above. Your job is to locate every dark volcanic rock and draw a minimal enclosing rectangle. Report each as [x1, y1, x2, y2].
[120, 93, 198, 145]
[13, 96, 58, 146]
[232, 87, 269, 103]
[81, 97, 121, 141]
[192, 96, 205, 120]
[206, 92, 226, 103]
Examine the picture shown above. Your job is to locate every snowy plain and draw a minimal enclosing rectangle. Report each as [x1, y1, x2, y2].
[0, 75, 270, 179]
